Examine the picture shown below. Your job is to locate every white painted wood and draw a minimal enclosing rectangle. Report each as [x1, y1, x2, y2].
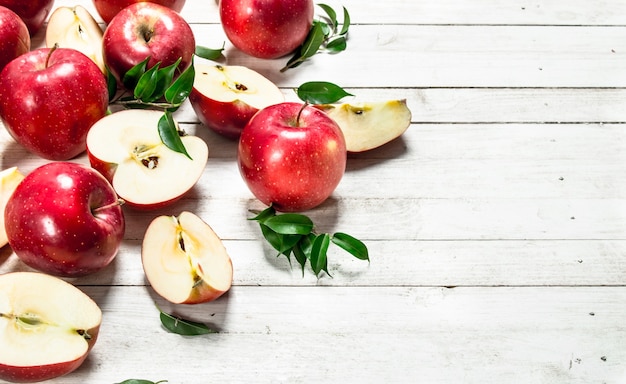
[1, 0, 626, 383]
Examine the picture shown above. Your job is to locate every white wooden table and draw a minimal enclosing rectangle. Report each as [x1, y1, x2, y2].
[2, 0, 626, 383]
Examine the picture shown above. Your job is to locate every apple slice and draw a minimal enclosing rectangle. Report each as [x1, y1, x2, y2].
[0, 167, 24, 248]
[86, 109, 209, 210]
[45, 5, 106, 74]
[0, 271, 102, 383]
[142, 211, 233, 304]
[316, 99, 412, 152]
[189, 63, 285, 139]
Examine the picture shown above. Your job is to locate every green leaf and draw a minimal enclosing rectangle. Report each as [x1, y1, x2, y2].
[310, 233, 331, 277]
[260, 224, 302, 257]
[159, 311, 216, 336]
[149, 58, 182, 102]
[293, 233, 315, 276]
[106, 66, 117, 102]
[248, 205, 277, 224]
[296, 81, 353, 104]
[195, 43, 225, 61]
[122, 56, 150, 90]
[339, 6, 351, 36]
[317, 3, 337, 31]
[263, 213, 314, 235]
[332, 232, 369, 261]
[158, 111, 192, 160]
[134, 62, 160, 101]
[115, 380, 168, 384]
[281, 21, 326, 71]
[165, 60, 195, 106]
[326, 35, 347, 53]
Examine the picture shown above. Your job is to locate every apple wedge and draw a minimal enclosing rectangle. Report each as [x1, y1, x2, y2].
[0, 272, 102, 383]
[142, 211, 233, 304]
[86, 109, 209, 210]
[189, 63, 284, 139]
[0, 167, 24, 248]
[45, 5, 106, 74]
[316, 99, 412, 152]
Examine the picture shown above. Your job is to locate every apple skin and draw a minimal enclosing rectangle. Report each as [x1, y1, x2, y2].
[0, 357, 92, 384]
[0, 0, 55, 35]
[0, 6, 29, 73]
[102, 1, 195, 86]
[4, 162, 125, 278]
[238, 102, 347, 212]
[92, 0, 186, 24]
[0, 47, 109, 161]
[219, 0, 314, 59]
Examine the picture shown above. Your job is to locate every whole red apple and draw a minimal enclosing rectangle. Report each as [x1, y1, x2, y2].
[4, 162, 125, 278]
[93, 0, 186, 24]
[0, 0, 55, 35]
[103, 1, 195, 86]
[0, 47, 109, 160]
[220, 0, 314, 59]
[0, 6, 30, 72]
[238, 102, 347, 212]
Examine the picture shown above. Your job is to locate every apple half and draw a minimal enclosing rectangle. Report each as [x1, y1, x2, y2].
[86, 109, 209, 210]
[142, 211, 233, 304]
[45, 5, 106, 74]
[189, 63, 284, 139]
[0, 272, 102, 383]
[0, 167, 24, 248]
[316, 100, 412, 152]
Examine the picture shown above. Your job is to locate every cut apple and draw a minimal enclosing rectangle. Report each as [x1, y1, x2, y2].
[0, 167, 25, 248]
[45, 5, 106, 74]
[86, 109, 209, 210]
[189, 63, 285, 139]
[142, 211, 233, 304]
[316, 99, 412, 152]
[0, 272, 102, 383]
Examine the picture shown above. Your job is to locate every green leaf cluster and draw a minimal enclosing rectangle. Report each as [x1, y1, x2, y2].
[281, 3, 351, 72]
[249, 206, 369, 278]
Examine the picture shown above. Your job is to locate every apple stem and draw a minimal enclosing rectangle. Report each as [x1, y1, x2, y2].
[296, 102, 309, 127]
[46, 43, 59, 68]
[92, 199, 125, 214]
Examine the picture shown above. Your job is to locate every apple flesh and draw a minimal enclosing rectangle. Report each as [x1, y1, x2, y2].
[92, 0, 187, 24]
[86, 109, 209, 210]
[219, 0, 314, 59]
[142, 211, 233, 304]
[102, 1, 195, 87]
[0, 271, 102, 383]
[4, 162, 125, 278]
[316, 100, 413, 152]
[238, 102, 347, 212]
[189, 63, 285, 139]
[46, 5, 106, 74]
[0, 6, 30, 73]
[0, 0, 55, 35]
[0, 167, 24, 248]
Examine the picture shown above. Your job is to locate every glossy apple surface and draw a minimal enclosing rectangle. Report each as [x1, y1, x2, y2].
[142, 211, 233, 304]
[219, 0, 314, 59]
[0, 6, 29, 72]
[0, 47, 109, 160]
[86, 109, 209, 210]
[102, 1, 195, 86]
[189, 63, 285, 139]
[0, 272, 102, 383]
[0, 0, 55, 35]
[93, 0, 186, 24]
[4, 162, 125, 277]
[238, 102, 347, 212]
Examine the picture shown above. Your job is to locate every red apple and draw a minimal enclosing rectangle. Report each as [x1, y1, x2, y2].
[0, 271, 102, 383]
[0, 6, 29, 72]
[238, 102, 347, 212]
[0, 47, 109, 160]
[102, 1, 195, 86]
[219, 0, 314, 59]
[189, 63, 285, 139]
[93, 0, 186, 24]
[4, 162, 125, 278]
[0, 0, 54, 35]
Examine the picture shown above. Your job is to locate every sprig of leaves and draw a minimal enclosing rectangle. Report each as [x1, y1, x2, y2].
[157, 305, 217, 336]
[281, 3, 351, 72]
[249, 205, 369, 278]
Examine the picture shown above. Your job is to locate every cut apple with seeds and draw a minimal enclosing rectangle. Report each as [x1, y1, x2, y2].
[189, 63, 284, 139]
[0, 272, 102, 383]
[45, 5, 106, 74]
[142, 211, 233, 304]
[0, 167, 25, 248]
[316, 99, 412, 152]
[86, 109, 209, 210]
